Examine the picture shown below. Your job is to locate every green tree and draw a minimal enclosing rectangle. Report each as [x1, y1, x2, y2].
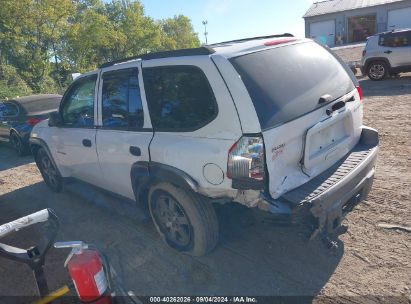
[0, 65, 32, 99]
[0, 0, 201, 94]
[160, 15, 201, 50]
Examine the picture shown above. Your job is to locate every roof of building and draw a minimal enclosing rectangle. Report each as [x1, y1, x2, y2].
[304, 0, 408, 18]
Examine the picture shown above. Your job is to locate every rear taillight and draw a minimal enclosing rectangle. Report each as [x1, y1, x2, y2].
[357, 86, 363, 102]
[26, 118, 42, 126]
[362, 49, 366, 57]
[227, 135, 265, 184]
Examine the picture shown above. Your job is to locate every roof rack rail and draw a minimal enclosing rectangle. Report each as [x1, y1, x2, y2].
[209, 33, 294, 46]
[99, 46, 215, 69]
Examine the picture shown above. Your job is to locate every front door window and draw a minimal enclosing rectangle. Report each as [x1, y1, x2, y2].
[61, 75, 97, 128]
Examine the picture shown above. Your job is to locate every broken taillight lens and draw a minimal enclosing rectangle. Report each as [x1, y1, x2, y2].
[227, 135, 265, 182]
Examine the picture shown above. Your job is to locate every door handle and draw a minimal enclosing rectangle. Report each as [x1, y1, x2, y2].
[82, 139, 92, 147]
[384, 50, 392, 54]
[129, 146, 141, 156]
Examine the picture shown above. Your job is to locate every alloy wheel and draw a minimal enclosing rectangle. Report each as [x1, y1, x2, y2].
[369, 64, 385, 80]
[151, 191, 192, 248]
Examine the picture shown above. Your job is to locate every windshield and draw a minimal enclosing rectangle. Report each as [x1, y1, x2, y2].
[230, 41, 355, 129]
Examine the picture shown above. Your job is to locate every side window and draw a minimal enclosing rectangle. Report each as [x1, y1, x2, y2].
[101, 68, 144, 129]
[379, 32, 409, 47]
[143, 66, 218, 131]
[0, 102, 19, 117]
[61, 75, 97, 127]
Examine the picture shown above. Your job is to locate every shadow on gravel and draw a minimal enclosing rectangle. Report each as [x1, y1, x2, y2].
[0, 142, 33, 171]
[360, 75, 411, 97]
[1, 180, 343, 297]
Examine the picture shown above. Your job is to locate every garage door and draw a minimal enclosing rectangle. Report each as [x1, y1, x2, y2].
[388, 7, 411, 30]
[310, 20, 335, 47]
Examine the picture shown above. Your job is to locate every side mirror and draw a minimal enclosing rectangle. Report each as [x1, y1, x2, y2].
[48, 111, 63, 127]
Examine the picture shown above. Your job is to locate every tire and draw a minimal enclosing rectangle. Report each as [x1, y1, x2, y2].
[148, 182, 219, 256]
[10, 132, 28, 156]
[367, 61, 388, 81]
[35, 148, 63, 192]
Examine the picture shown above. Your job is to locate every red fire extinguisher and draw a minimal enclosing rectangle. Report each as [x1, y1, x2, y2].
[55, 241, 112, 304]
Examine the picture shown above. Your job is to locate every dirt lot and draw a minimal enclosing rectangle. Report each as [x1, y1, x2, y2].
[332, 44, 365, 63]
[0, 74, 410, 303]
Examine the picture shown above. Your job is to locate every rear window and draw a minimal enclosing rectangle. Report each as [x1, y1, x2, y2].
[21, 97, 61, 114]
[230, 41, 355, 129]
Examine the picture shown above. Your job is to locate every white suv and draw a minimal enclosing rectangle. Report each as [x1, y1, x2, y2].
[30, 35, 379, 256]
[361, 28, 411, 80]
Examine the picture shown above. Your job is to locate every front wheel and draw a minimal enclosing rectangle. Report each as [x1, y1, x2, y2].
[36, 148, 63, 192]
[148, 183, 219, 256]
[367, 61, 388, 81]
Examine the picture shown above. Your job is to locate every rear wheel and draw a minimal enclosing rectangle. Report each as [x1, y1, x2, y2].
[148, 183, 219, 256]
[367, 61, 388, 81]
[36, 148, 63, 192]
[10, 132, 27, 156]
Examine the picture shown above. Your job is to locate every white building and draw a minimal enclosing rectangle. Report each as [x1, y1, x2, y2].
[304, 0, 411, 46]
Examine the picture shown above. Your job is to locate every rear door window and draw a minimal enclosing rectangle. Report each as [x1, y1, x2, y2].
[379, 32, 410, 47]
[230, 41, 355, 129]
[101, 68, 144, 130]
[143, 66, 218, 132]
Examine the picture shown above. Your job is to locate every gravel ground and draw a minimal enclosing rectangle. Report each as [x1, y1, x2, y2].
[332, 45, 365, 63]
[0, 74, 410, 303]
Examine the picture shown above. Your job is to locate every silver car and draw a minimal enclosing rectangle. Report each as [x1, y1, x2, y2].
[361, 28, 411, 80]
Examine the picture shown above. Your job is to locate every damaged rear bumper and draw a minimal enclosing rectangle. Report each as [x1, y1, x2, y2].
[258, 126, 379, 235]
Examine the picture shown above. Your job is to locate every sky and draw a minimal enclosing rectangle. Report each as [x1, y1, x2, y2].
[139, 0, 314, 44]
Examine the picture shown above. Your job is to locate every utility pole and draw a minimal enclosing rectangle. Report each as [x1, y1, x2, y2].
[202, 20, 208, 44]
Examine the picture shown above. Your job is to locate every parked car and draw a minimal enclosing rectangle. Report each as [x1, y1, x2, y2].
[361, 28, 411, 80]
[0, 94, 62, 156]
[30, 35, 379, 256]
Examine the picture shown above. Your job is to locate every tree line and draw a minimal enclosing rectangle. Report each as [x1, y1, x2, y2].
[0, 0, 201, 99]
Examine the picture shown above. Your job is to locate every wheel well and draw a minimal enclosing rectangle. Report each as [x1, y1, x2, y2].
[135, 176, 169, 207]
[365, 58, 391, 71]
[131, 161, 199, 207]
[9, 129, 17, 137]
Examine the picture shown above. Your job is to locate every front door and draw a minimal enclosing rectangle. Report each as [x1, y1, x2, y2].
[53, 73, 104, 187]
[96, 64, 153, 200]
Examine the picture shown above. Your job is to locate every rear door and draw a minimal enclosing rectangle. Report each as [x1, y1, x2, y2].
[378, 31, 411, 67]
[230, 41, 363, 199]
[96, 63, 153, 200]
